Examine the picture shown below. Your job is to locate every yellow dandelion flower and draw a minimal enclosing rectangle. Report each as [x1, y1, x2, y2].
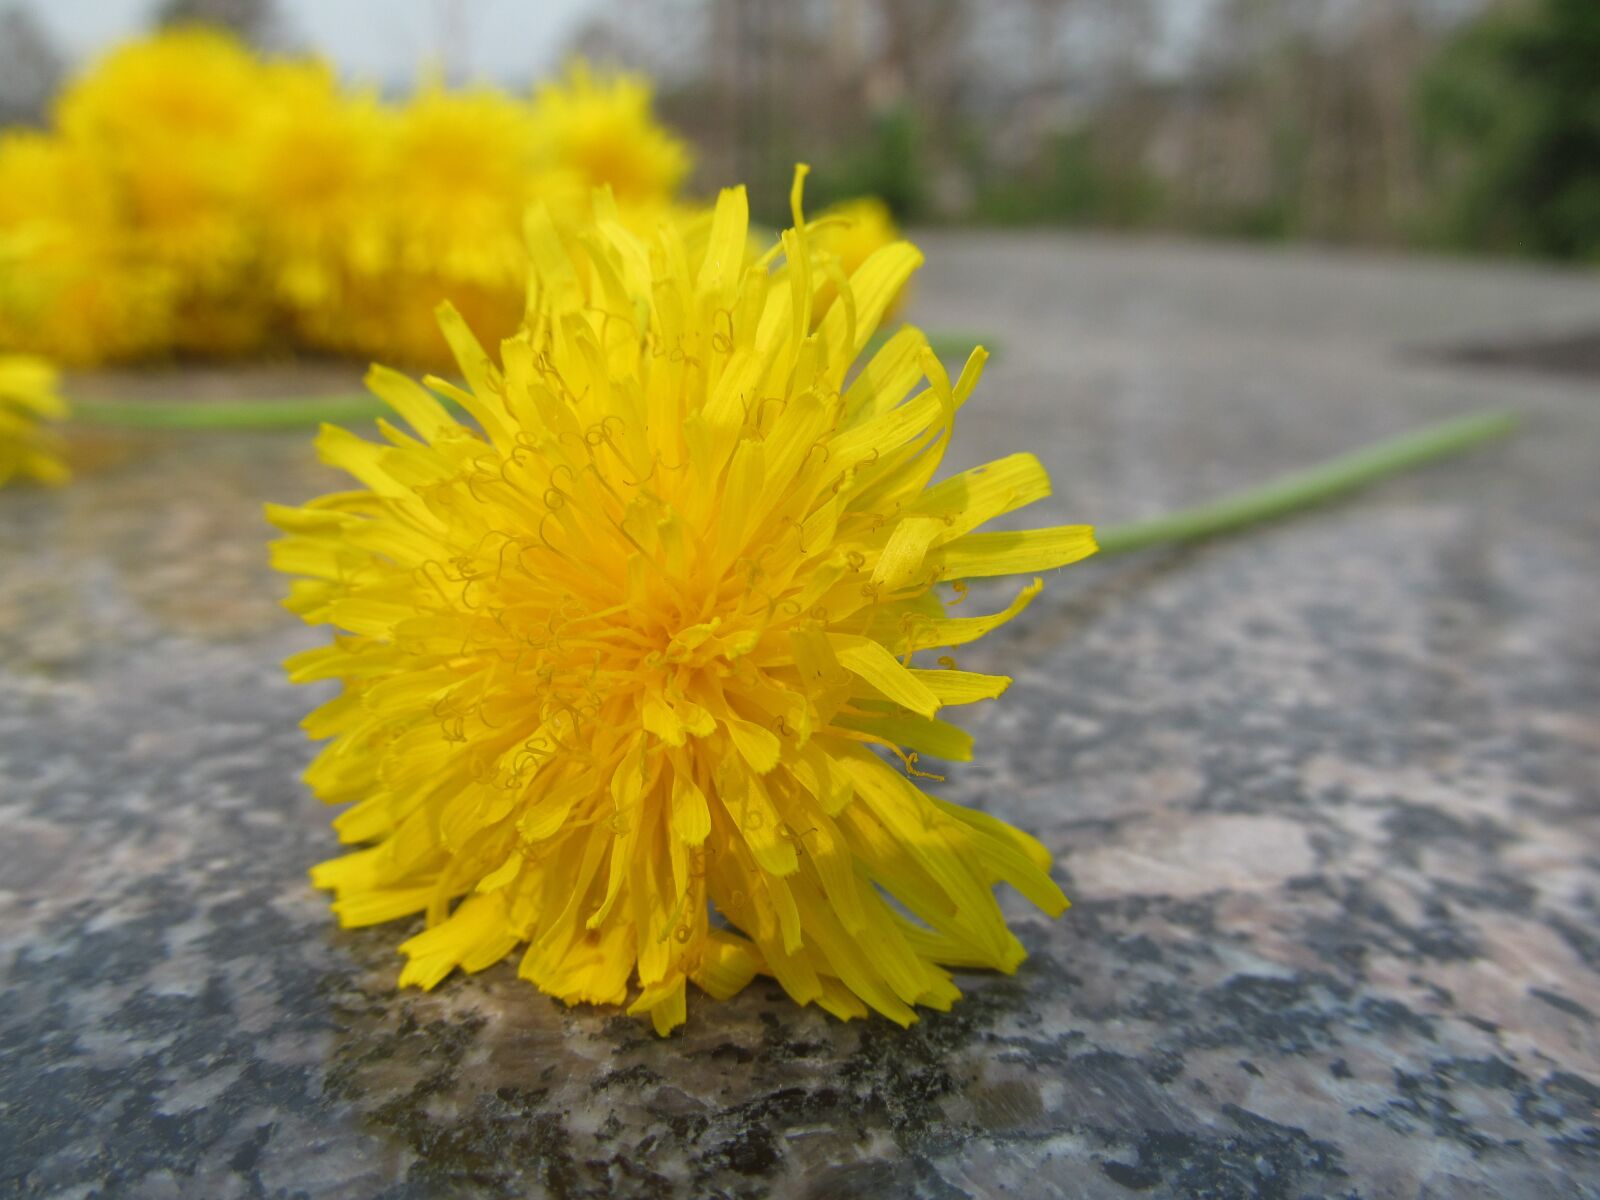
[530, 61, 691, 205]
[312, 66, 701, 372]
[810, 196, 907, 326]
[0, 132, 176, 365]
[269, 169, 1096, 1034]
[297, 82, 541, 370]
[53, 28, 275, 355]
[0, 355, 68, 487]
[254, 62, 388, 317]
[385, 82, 541, 264]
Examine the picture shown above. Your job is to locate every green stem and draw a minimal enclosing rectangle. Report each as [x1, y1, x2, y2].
[68, 394, 383, 430]
[1095, 410, 1520, 556]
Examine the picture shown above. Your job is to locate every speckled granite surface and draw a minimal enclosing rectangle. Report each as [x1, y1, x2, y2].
[3, 237, 1599, 1199]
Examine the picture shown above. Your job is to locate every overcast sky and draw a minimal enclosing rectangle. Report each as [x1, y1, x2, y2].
[20, 0, 1492, 91]
[25, 0, 594, 86]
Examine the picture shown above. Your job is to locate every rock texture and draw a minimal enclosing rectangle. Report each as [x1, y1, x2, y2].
[3, 235, 1599, 1198]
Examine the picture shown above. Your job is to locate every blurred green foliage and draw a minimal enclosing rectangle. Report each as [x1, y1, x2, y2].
[1418, 0, 1600, 261]
[809, 106, 928, 222]
[935, 0, 1596, 265]
[970, 131, 1164, 229]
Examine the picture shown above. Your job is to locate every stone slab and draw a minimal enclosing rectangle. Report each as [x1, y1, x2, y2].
[3, 234, 1598, 1198]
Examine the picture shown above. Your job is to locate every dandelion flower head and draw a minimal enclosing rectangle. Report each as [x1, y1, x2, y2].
[270, 169, 1096, 1034]
[54, 27, 266, 271]
[0, 132, 175, 364]
[0, 355, 68, 488]
[254, 63, 389, 315]
[810, 196, 907, 325]
[530, 60, 691, 205]
[51, 28, 279, 354]
[290, 82, 540, 368]
[298, 65, 693, 371]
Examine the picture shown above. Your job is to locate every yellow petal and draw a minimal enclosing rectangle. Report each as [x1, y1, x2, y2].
[828, 634, 941, 718]
[929, 526, 1098, 580]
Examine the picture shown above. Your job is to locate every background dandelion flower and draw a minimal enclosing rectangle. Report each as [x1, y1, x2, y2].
[292, 63, 698, 371]
[529, 60, 691, 205]
[0, 34, 705, 371]
[269, 170, 1097, 1034]
[293, 81, 540, 369]
[0, 132, 175, 365]
[0, 355, 68, 487]
[809, 196, 907, 326]
[254, 63, 389, 343]
[53, 27, 278, 355]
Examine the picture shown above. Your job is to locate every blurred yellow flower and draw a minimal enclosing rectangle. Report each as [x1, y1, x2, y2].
[0, 133, 175, 365]
[810, 196, 907, 325]
[254, 63, 388, 316]
[270, 170, 1094, 1034]
[0, 355, 68, 487]
[0, 32, 755, 374]
[288, 82, 540, 369]
[291, 66, 700, 371]
[53, 27, 276, 355]
[530, 60, 691, 205]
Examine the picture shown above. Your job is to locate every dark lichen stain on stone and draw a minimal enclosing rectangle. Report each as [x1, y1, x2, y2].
[1182, 973, 1344, 1055]
[804, 1159, 948, 1200]
[1530, 988, 1595, 1024]
[1383, 801, 1514, 868]
[593, 1064, 664, 1093]
[1092, 1105, 1349, 1200]
[1349, 1055, 1586, 1159]
[1101, 1156, 1164, 1190]
[712, 1122, 780, 1176]
[969, 1078, 1045, 1131]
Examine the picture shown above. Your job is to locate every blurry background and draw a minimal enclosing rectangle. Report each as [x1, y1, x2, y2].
[3, 0, 1595, 262]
